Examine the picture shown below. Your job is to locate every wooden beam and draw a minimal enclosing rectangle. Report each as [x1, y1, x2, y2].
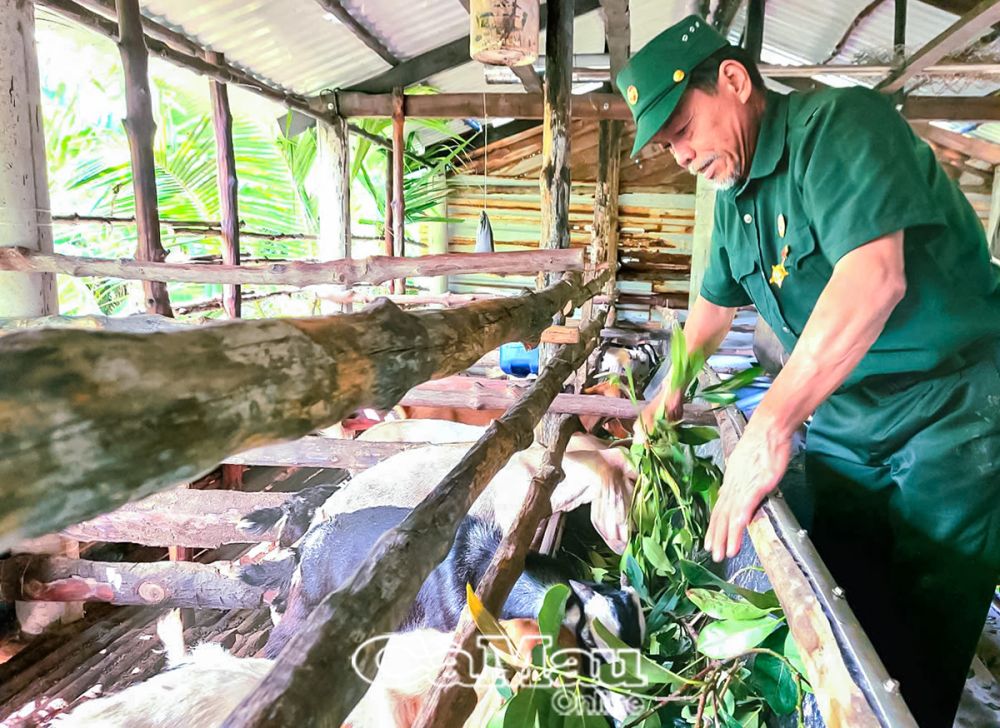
[512, 65, 544, 94]
[206, 51, 241, 320]
[0, 0, 58, 318]
[348, 0, 602, 94]
[77, 0, 202, 56]
[412, 414, 579, 727]
[219, 308, 608, 728]
[0, 555, 267, 609]
[910, 121, 1000, 165]
[326, 90, 630, 119]
[115, 0, 172, 317]
[878, 0, 1000, 94]
[823, 0, 887, 64]
[314, 0, 398, 66]
[900, 95, 1000, 122]
[0, 270, 608, 547]
[894, 0, 907, 65]
[711, 0, 745, 35]
[60, 489, 290, 547]
[539, 0, 574, 287]
[0, 247, 586, 288]
[223, 438, 427, 472]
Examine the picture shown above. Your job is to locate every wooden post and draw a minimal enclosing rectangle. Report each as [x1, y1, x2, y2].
[593, 120, 623, 297]
[988, 165, 1000, 260]
[219, 305, 607, 728]
[893, 0, 908, 66]
[535, 0, 575, 443]
[0, 271, 608, 547]
[0, 0, 58, 318]
[206, 51, 240, 319]
[391, 87, 406, 294]
[689, 175, 717, 308]
[115, 0, 172, 317]
[317, 117, 352, 313]
[538, 0, 574, 286]
[744, 0, 766, 63]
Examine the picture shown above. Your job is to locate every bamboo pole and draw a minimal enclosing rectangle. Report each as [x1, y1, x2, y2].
[0, 270, 607, 547]
[0, 247, 586, 288]
[219, 302, 608, 728]
[413, 413, 580, 728]
[206, 50, 241, 319]
[114, 0, 172, 317]
[316, 116, 352, 313]
[391, 87, 406, 294]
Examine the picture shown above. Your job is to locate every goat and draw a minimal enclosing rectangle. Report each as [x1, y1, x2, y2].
[244, 514, 644, 660]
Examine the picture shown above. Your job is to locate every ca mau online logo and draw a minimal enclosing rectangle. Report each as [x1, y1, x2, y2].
[352, 633, 648, 715]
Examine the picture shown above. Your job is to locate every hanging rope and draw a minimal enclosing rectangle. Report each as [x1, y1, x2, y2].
[475, 92, 495, 253]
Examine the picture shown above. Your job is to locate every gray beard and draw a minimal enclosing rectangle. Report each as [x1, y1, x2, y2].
[705, 172, 739, 191]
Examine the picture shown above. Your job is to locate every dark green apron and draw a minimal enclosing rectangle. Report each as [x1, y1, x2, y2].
[805, 338, 1000, 726]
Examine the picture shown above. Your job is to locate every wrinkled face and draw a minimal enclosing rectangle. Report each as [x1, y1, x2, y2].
[651, 61, 762, 191]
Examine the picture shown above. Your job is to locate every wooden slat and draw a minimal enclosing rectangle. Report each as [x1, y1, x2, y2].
[224, 438, 426, 471]
[314, 0, 398, 66]
[910, 120, 1000, 165]
[901, 95, 1000, 122]
[598, 0, 631, 80]
[0, 247, 585, 287]
[878, 0, 1000, 93]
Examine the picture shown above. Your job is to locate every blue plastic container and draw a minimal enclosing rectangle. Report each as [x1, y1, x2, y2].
[499, 342, 539, 377]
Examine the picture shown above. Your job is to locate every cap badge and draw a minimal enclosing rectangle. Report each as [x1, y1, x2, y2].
[673, 69, 685, 83]
[626, 85, 639, 105]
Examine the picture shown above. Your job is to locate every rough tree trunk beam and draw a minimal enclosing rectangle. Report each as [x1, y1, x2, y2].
[0, 247, 585, 288]
[413, 414, 579, 728]
[0, 270, 607, 548]
[0, 555, 266, 609]
[115, 0, 172, 317]
[59, 488, 291, 547]
[220, 309, 609, 728]
[705, 370, 886, 728]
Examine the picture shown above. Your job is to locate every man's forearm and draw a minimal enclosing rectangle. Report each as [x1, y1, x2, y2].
[753, 234, 906, 437]
[680, 295, 737, 364]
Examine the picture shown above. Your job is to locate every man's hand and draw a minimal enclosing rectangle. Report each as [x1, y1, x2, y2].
[704, 415, 792, 561]
[633, 387, 685, 444]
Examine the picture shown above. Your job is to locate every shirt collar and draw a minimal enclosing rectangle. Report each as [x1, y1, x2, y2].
[730, 90, 789, 198]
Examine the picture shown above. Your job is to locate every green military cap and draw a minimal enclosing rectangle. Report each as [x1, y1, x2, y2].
[616, 15, 731, 156]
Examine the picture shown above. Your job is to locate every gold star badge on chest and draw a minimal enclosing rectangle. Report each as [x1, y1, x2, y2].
[769, 245, 790, 288]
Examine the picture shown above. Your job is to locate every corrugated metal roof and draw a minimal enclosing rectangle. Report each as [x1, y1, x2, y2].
[142, 0, 391, 94]
[340, 0, 469, 60]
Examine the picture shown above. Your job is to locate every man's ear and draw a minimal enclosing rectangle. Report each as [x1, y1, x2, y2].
[717, 59, 754, 104]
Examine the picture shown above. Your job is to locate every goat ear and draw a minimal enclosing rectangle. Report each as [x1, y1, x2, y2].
[568, 579, 597, 602]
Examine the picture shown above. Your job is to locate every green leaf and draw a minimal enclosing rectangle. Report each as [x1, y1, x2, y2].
[642, 536, 675, 575]
[750, 630, 799, 714]
[696, 616, 783, 660]
[591, 618, 695, 689]
[676, 426, 720, 445]
[679, 560, 781, 610]
[623, 554, 648, 601]
[686, 588, 776, 621]
[537, 584, 571, 653]
[501, 687, 550, 727]
[701, 366, 765, 395]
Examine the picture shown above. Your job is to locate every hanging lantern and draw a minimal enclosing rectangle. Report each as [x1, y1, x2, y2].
[469, 0, 539, 67]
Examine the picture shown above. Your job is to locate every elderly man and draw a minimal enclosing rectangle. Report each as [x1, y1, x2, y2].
[622, 15, 1000, 727]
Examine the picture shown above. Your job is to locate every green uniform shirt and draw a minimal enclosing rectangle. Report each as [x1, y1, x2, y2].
[700, 87, 1000, 387]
